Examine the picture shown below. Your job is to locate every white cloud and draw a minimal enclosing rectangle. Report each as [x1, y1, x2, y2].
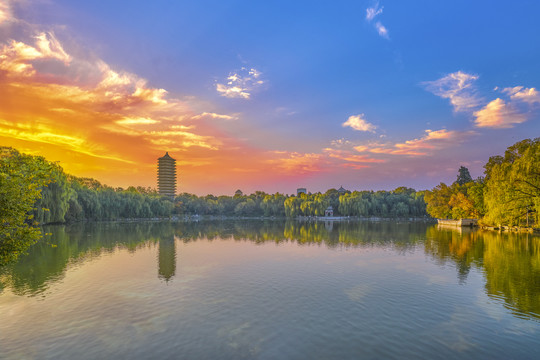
[330, 138, 353, 147]
[342, 114, 377, 132]
[366, 2, 383, 21]
[249, 68, 262, 79]
[423, 71, 482, 112]
[423, 75, 537, 130]
[192, 112, 237, 121]
[375, 22, 389, 39]
[473, 98, 527, 128]
[502, 86, 540, 104]
[366, 2, 389, 39]
[216, 84, 250, 99]
[216, 67, 264, 99]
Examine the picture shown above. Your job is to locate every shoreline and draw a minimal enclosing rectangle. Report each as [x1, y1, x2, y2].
[42, 216, 538, 233]
[43, 215, 437, 225]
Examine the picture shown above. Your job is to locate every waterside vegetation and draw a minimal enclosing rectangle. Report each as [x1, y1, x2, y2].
[424, 138, 539, 228]
[1, 138, 539, 264]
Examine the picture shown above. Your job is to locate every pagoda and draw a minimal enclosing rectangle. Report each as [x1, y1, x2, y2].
[157, 152, 177, 198]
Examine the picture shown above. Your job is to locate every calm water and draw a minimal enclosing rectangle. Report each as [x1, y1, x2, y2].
[0, 220, 539, 359]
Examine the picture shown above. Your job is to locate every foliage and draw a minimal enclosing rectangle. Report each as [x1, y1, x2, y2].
[456, 166, 473, 185]
[424, 139, 539, 226]
[33, 162, 71, 224]
[0, 148, 175, 265]
[425, 168, 485, 220]
[424, 183, 453, 219]
[338, 188, 426, 218]
[483, 138, 540, 226]
[173, 188, 427, 218]
[0, 148, 53, 265]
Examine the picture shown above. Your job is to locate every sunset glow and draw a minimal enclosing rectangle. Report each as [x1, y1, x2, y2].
[1, 0, 539, 195]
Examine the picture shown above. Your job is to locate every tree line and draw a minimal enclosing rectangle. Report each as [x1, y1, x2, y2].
[176, 188, 427, 219]
[424, 138, 539, 227]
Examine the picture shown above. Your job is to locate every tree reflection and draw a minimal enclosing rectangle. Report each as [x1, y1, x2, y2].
[425, 226, 540, 320]
[2, 219, 538, 322]
[0, 220, 426, 296]
[0, 222, 166, 296]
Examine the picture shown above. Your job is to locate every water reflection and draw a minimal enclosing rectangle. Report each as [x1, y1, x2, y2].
[425, 226, 540, 320]
[0, 220, 539, 321]
[0, 220, 427, 296]
[158, 235, 176, 282]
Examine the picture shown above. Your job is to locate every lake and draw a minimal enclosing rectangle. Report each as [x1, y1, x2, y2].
[0, 220, 539, 359]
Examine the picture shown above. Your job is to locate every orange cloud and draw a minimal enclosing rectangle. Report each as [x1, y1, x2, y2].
[354, 129, 476, 156]
[0, 32, 71, 78]
[325, 148, 385, 163]
[266, 151, 326, 174]
[116, 117, 160, 125]
[473, 98, 527, 128]
[0, 119, 134, 164]
[341, 163, 370, 170]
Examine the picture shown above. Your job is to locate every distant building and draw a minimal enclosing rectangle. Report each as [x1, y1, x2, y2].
[297, 188, 307, 196]
[157, 152, 177, 198]
[325, 206, 334, 217]
[234, 189, 243, 197]
[337, 186, 347, 195]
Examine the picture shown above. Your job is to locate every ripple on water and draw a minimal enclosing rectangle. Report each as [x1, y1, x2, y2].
[1, 222, 539, 360]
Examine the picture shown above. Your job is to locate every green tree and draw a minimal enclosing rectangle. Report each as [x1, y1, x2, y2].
[424, 183, 453, 219]
[425, 167, 484, 220]
[33, 163, 70, 224]
[483, 138, 540, 226]
[0, 148, 53, 265]
[456, 166, 473, 185]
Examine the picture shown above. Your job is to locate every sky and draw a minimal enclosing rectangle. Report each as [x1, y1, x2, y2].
[0, 0, 539, 196]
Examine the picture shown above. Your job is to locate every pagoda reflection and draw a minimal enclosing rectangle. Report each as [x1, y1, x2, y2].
[158, 235, 177, 282]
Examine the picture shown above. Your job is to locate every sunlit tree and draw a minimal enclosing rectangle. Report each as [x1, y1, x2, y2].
[0, 148, 53, 265]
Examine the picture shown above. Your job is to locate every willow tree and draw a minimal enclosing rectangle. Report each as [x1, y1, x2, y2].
[483, 138, 539, 226]
[33, 162, 71, 224]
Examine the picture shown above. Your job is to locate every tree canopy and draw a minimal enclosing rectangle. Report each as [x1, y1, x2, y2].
[424, 138, 539, 227]
[0, 148, 53, 265]
[483, 138, 540, 226]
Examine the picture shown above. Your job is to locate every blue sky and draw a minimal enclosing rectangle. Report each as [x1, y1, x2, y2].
[1, 0, 539, 194]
